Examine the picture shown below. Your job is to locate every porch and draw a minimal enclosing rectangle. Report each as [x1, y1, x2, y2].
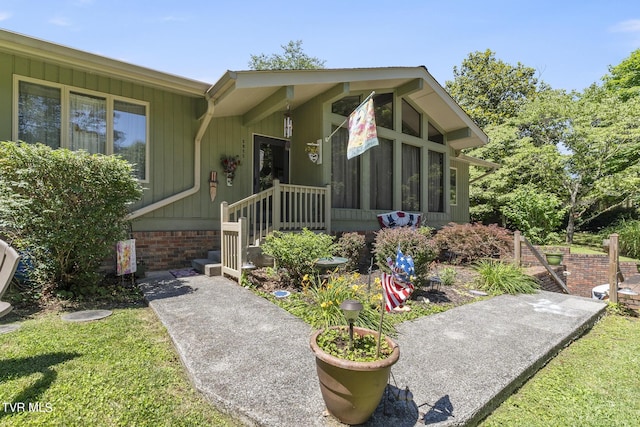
[218, 179, 331, 280]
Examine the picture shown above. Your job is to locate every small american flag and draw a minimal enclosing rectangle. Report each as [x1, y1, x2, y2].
[381, 248, 415, 312]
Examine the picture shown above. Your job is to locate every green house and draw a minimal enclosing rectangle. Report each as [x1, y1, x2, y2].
[0, 29, 495, 273]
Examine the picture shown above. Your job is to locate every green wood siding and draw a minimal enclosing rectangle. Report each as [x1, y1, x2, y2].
[450, 159, 470, 224]
[0, 51, 214, 232]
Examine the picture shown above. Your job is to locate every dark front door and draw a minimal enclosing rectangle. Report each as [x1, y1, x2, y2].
[253, 135, 289, 193]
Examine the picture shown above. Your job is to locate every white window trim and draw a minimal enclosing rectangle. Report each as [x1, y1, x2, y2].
[12, 75, 150, 183]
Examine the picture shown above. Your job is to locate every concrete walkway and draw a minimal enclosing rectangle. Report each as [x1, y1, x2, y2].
[139, 272, 606, 426]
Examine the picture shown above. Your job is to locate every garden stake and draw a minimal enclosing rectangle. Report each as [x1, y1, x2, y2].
[376, 298, 385, 358]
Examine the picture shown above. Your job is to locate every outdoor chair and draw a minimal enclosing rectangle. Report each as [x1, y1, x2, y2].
[0, 239, 21, 318]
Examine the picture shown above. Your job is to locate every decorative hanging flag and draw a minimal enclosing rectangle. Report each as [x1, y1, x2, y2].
[116, 239, 137, 276]
[381, 248, 415, 312]
[377, 211, 422, 229]
[347, 97, 379, 159]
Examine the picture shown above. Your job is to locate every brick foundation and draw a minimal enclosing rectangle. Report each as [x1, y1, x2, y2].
[131, 230, 220, 271]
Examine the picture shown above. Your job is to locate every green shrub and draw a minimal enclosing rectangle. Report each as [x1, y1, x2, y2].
[372, 226, 437, 286]
[499, 186, 566, 245]
[473, 259, 539, 295]
[433, 222, 512, 264]
[261, 228, 335, 284]
[610, 219, 640, 259]
[335, 232, 366, 271]
[0, 142, 142, 294]
[439, 266, 457, 287]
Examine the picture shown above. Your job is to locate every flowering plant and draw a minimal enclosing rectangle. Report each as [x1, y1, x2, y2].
[305, 143, 319, 154]
[220, 155, 241, 178]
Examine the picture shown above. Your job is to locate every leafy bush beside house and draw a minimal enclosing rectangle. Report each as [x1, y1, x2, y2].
[261, 228, 335, 284]
[335, 232, 366, 271]
[372, 226, 437, 286]
[0, 142, 142, 294]
[432, 222, 512, 264]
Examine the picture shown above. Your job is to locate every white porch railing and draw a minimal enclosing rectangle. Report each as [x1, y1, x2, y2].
[220, 179, 331, 279]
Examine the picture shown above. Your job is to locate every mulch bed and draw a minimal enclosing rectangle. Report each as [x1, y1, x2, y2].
[246, 264, 481, 308]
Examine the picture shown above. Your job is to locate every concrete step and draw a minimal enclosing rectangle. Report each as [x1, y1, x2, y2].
[207, 250, 221, 263]
[192, 259, 222, 276]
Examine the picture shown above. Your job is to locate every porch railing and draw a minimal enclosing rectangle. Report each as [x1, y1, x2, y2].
[220, 179, 331, 279]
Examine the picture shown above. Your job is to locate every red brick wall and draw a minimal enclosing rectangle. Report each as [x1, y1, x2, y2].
[520, 244, 637, 298]
[131, 230, 220, 271]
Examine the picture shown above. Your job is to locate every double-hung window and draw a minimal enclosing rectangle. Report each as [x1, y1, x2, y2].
[15, 77, 149, 181]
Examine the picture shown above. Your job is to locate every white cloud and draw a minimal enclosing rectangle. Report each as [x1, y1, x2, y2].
[160, 15, 187, 23]
[610, 19, 640, 33]
[0, 11, 12, 21]
[49, 16, 72, 27]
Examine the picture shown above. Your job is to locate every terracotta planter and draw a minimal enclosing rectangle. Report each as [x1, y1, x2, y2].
[545, 253, 563, 266]
[310, 326, 399, 425]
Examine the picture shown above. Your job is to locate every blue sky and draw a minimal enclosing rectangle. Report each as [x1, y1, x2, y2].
[1, 0, 639, 92]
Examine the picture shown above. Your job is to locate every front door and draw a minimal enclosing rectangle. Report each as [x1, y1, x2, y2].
[253, 135, 289, 193]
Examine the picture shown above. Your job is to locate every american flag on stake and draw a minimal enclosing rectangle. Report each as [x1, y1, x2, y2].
[381, 248, 415, 312]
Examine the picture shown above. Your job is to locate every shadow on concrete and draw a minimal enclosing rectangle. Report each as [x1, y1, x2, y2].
[138, 278, 197, 302]
[363, 384, 420, 426]
[420, 394, 455, 424]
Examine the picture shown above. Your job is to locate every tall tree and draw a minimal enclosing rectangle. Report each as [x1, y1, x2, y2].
[445, 49, 539, 128]
[248, 40, 325, 70]
[603, 48, 640, 101]
[561, 86, 640, 242]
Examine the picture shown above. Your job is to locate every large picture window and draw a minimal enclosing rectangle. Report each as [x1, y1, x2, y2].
[18, 81, 61, 149]
[450, 167, 458, 206]
[331, 127, 360, 208]
[428, 151, 445, 212]
[402, 144, 421, 211]
[15, 77, 149, 180]
[369, 138, 393, 210]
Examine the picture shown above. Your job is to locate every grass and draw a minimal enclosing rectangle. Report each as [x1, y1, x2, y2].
[480, 313, 640, 426]
[0, 307, 240, 427]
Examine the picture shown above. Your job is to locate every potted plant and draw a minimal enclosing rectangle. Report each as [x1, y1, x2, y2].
[544, 252, 563, 265]
[308, 249, 414, 424]
[220, 155, 240, 186]
[309, 302, 399, 425]
[305, 142, 320, 164]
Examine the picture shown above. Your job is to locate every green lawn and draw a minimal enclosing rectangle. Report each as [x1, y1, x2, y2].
[480, 313, 640, 426]
[0, 307, 240, 427]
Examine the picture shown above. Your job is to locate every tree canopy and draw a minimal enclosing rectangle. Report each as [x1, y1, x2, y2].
[603, 48, 640, 101]
[445, 49, 540, 128]
[248, 40, 326, 70]
[452, 50, 640, 243]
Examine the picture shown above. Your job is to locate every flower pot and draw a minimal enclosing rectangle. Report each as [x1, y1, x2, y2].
[308, 152, 319, 163]
[226, 174, 233, 186]
[310, 326, 399, 425]
[545, 253, 563, 266]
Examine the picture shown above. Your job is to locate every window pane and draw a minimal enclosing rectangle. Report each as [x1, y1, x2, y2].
[331, 127, 360, 208]
[114, 100, 147, 180]
[450, 168, 457, 205]
[402, 99, 421, 137]
[369, 138, 393, 210]
[428, 151, 444, 212]
[428, 123, 444, 144]
[18, 81, 61, 148]
[402, 144, 420, 211]
[69, 92, 106, 154]
[332, 96, 361, 116]
[374, 93, 393, 129]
